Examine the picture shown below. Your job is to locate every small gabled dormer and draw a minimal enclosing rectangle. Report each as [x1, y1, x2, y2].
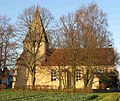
[23, 6, 49, 61]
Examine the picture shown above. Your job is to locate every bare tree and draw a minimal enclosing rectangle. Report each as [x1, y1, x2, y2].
[114, 50, 120, 66]
[17, 7, 49, 87]
[19, 28, 43, 86]
[57, 3, 114, 91]
[56, 12, 82, 91]
[76, 3, 112, 48]
[0, 15, 18, 85]
[75, 3, 113, 89]
[0, 15, 18, 69]
[16, 5, 55, 49]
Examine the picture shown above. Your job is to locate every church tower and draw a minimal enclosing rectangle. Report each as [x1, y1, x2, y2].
[23, 6, 49, 61]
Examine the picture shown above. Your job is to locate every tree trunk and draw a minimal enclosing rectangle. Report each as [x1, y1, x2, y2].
[58, 74, 62, 91]
[32, 76, 35, 85]
[83, 69, 94, 92]
[58, 67, 62, 91]
[71, 67, 76, 92]
[31, 72, 36, 90]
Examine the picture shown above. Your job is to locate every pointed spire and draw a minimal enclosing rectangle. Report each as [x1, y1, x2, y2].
[33, 5, 40, 21]
[31, 5, 49, 44]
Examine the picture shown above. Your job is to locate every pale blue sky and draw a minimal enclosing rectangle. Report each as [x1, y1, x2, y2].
[0, 0, 120, 68]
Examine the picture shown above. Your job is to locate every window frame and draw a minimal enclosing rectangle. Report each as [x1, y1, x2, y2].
[51, 69, 56, 81]
[76, 69, 81, 81]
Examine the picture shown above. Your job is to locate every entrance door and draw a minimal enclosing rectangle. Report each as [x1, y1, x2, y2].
[67, 70, 71, 89]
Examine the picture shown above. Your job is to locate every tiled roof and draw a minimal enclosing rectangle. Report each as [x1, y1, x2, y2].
[41, 48, 114, 66]
[16, 48, 114, 66]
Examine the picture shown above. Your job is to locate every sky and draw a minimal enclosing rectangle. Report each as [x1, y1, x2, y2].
[0, 0, 120, 69]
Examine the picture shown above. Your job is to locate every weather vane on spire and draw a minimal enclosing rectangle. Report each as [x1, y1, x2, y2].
[37, 0, 39, 6]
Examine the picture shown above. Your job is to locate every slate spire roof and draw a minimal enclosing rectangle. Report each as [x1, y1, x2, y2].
[32, 5, 48, 43]
[24, 5, 48, 44]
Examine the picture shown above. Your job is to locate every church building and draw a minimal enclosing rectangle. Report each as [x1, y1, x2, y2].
[13, 6, 115, 90]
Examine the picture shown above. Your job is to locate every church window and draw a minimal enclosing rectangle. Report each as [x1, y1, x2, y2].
[51, 69, 56, 81]
[76, 69, 81, 81]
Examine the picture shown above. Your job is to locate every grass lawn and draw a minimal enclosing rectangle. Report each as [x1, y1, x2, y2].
[0, 90, 119, 101]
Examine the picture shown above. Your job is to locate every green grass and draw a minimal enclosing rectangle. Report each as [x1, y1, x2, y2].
[0, 91, 119, 101]
[96, 93, 119, 101]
